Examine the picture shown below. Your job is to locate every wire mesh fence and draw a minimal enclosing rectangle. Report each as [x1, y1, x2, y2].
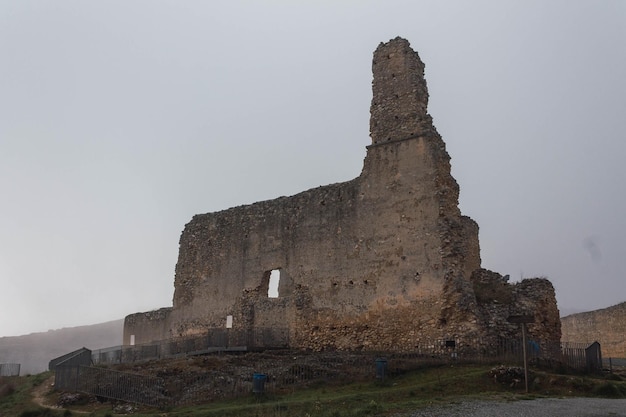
[92, 327, 289, 365]
[56, 337, 605, 408]
[0, 363, 20, 377]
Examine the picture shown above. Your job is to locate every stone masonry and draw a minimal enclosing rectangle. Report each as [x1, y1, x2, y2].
[561, 302, 626, 358]
[124, 38, 561, 352]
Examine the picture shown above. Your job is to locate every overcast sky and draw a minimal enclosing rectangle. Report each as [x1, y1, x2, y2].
[1, 1, 625, 338]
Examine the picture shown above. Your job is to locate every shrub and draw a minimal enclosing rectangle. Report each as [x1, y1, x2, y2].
[0, 383, 15, 398]
[606, 373, 623, 381]
[593, 382, 626, 398]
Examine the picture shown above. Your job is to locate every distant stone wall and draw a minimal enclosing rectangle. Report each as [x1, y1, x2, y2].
[124, 308, 172, 346]
[124, 37, 561, 352]
[561, 302, 626, 358]
[0, 320, 123, 375]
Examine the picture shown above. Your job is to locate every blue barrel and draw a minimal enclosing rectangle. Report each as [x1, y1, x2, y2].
[253, 373, 267, 393]
[375, 357, 387, 379]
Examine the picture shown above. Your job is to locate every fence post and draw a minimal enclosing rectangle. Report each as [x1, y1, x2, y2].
[521, 324, 529, 393]
[507, 315, 534, 393]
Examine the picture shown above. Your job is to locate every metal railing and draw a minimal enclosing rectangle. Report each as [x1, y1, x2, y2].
[0, 363, 20, 377]
[92, 327, 289, 365]
[54, 338, 607, 408]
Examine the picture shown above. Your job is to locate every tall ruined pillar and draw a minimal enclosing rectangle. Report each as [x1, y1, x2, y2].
[370, 37, 435, 144]
[365, 37, 463, 233]
[362, 37, 483, 344]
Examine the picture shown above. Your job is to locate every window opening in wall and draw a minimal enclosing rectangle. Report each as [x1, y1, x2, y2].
[130, 335, 135, 346]
[226, 315, 233, 329]
[268, 269, 280, 298]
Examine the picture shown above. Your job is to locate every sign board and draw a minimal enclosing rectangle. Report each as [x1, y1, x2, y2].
[506, 314, 535, 393]
[507, 315, 535, 324]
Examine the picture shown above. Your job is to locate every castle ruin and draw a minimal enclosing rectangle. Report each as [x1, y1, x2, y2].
[124, 37, 561, 352]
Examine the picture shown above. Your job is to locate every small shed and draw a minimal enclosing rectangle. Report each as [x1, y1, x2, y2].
[49, 347, 92, 371]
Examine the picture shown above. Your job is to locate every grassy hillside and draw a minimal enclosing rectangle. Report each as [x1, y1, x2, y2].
[0, 319, 123, 375]
[1, 363, 625, 417]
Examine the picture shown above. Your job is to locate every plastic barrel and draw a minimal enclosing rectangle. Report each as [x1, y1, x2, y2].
[375, 357, 387, 379]
[253, 373, 267, 393]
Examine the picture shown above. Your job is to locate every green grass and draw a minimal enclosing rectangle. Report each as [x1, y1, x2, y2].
[3, 365, 625, 417]
[0, 372, 62, 416]
[74, 364, 523, 416]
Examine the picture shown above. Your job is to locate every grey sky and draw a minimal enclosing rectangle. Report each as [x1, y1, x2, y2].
[1, 1, 625, 337]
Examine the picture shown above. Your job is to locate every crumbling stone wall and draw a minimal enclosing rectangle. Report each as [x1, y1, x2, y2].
[561, 302, 626, 358]
[124, 308, 172, 345]
[124, 37, 560, 352]
[467, 269, 561, 351]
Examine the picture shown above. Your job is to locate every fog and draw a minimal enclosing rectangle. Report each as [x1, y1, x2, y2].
[1, 1, 625, 337]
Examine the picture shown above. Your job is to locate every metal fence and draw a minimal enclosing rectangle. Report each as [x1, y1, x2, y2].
[92, 327, 289, 365]
[57, 351, 432, 407]
[60, 366, 167, 407]
[556, 341, 600, 371]
[55, 338, 606, 408]
[0, 363, 20, 377]
[89, 335, 603, 374]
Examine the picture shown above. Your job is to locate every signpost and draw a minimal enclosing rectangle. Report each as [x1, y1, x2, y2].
[507, 315, 535, 393]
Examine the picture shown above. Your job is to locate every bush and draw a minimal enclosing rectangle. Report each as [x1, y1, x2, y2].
[593, 382, 626, 398]
[0, 383, 15, 398]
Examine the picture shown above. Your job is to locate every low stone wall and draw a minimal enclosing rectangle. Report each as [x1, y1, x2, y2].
[124, 307, 172, 345]
[561, 302, 626, 358]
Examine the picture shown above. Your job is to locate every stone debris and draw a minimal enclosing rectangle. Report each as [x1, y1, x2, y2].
[488, 365, 526, 387]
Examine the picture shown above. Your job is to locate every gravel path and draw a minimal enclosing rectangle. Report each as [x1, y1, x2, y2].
[405, 398, 626, 416]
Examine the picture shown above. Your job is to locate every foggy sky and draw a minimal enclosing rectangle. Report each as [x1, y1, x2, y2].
[1, 1, 625, 338]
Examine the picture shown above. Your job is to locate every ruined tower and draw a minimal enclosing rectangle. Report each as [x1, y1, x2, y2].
[370, 37, 433, 143]
[124, 38, 560, 351]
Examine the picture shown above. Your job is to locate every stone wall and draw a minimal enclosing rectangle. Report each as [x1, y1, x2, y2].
[561, 302, 626, 358]
[124, 37, 561, 352]
[466, 269, 561, 352]
[124, 307, 172, 345]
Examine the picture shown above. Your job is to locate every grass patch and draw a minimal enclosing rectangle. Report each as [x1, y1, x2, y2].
[103, 364, 506, 417]
[4, 365, 626, 417]
[593, 382, 626, 398]
[0, 373, 53, 416]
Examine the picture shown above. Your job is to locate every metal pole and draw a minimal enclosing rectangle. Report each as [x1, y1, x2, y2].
[522, 323, 529, 393]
